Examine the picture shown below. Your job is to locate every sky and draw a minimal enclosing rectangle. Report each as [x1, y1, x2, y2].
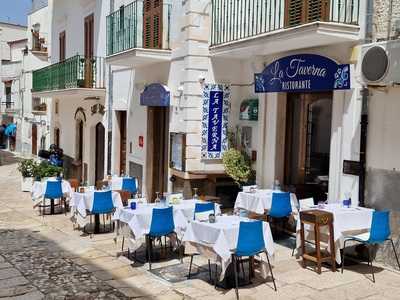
[0, 0, 32, 26]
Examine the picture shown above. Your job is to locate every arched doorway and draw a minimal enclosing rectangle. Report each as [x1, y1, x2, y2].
[32, 124, 37, 155]
[95, 122, 105, 184]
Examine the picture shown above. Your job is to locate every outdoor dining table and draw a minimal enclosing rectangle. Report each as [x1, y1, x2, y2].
[70, 190, 123, 233]
[235, 189, 298, 215]
[295, 203, 375, 264]
[31, 178, 73, 214]
[183, 215, 274, 281]
[115, 199, 221, 251]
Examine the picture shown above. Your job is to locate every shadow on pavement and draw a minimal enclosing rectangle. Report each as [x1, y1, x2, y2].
[0, 150, 22, 166]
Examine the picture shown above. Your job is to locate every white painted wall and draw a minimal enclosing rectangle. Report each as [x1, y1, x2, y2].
[0, 23, 27, 61]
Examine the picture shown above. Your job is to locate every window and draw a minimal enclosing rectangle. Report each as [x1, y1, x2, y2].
[40, 136, 46, 150]
[54, 128, 60, 148]
[84, 14, 94, 58]
[59, 31, 66, 61]
[143, 0, 163, 49]
[55, 101, 59, 114]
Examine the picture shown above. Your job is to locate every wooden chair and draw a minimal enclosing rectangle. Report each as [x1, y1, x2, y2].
[68, 178, 80, 192]
[116, 190, 131, 206]
[300, 210, 336, 274]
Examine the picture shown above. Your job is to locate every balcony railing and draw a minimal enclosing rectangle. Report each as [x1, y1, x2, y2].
[32, 55, 105, 93]
[32, 100, 47, 114]
[211, 0, 360, 46]
[106, 0, 171, 56]
[0, 102, 16, 113]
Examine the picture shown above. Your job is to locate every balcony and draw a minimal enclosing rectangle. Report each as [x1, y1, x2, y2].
[106, 0, 172, 67]
[32, 99, 47, 115]
[32, 55, 105, 99]
[210, 0, 361, 58]
[0, 102, 19, 115]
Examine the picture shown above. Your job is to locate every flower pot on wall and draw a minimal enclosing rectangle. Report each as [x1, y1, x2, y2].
[21, 177, 34, 192]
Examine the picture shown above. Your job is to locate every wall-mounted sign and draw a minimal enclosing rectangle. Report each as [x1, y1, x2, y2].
[240, 99, 258, 121]
[170, 132, 186, 172]
[201, 84, 230, 159]
[138, 136, 144, 148]
[343, 160, 362, 176]
[140, 83, 170, 107]
[255, 54, 350, 93]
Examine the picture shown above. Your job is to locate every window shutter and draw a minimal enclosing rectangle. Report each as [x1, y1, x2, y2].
[143, 0, 163, 49]
[285, 0, 330, 27]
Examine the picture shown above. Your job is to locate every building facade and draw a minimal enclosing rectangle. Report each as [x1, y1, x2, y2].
[104, 0, 367, 206]
[32, 0, 107, 184]
[0, 22, 27, 146]
[19, 0, 53, 156]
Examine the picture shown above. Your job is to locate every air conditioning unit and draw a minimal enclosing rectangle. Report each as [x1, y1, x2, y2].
[361, 40, 400, 86]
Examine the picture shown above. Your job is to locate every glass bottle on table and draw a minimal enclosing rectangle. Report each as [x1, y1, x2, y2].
[193, 188, 199, 200]
[155, 192, 161, 205]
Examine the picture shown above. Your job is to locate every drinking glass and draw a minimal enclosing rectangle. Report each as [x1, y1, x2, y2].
[193, 188, 199, 200]
[155, 192, 161, 205]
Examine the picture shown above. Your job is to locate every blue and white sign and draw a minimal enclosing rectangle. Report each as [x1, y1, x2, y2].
[201, 84, 230, 160]
[140, 83, 170, 106]
[255, 54, 350, 93]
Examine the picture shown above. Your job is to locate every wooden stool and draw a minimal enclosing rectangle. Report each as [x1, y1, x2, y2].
[300, 210, 336, 274]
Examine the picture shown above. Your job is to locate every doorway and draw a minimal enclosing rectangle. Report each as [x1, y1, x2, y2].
[95, 122, 105, 183]
[284, 92, 333, 202]
[117, 111, 127, 175]
[32, 124, 37, 155]
[75, 119, 84, 183]
[147, 107, 169, 201]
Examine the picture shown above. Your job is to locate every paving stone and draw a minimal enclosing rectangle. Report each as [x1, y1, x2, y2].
[1, 291, 44, 300]
[0, 276, 30, 289]
[0, 285, 38, 298]
[0, 268, 22, 280]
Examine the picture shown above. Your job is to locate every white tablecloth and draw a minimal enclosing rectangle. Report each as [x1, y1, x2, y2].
[31, 179, 73, 206]
[183, 215, 274, 280]
[295, 204, 374, 263]
[235, 189, 298, 215]
[116, 199, 220, 239]
[70, 191, 123, 227]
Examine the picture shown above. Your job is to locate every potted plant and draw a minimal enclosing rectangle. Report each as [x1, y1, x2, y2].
[17, 159, 38, 192]
[222, 148, 253, 186]
[36, 161, 63, 181]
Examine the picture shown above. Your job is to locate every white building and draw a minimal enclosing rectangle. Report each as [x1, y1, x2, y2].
[0, 22, 27, 139]
[104, 0, 367, 205]
[31, 0, 107, 184]
[19, 0, 53, 156]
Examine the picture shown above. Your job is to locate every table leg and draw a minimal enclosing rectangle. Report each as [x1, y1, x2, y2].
[315, 224, 321, 274]
[94, 214, 100, 234]
[50, 199, 55, 215]
[300, 222, 306, 268]
[329, 223, 336, 272]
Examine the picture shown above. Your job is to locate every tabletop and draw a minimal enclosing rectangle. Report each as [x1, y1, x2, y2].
[32, 179, 73, 201]
[183, 215, 274, 280]
[295, 203, 374, 263]
[235, 189, 298, 215]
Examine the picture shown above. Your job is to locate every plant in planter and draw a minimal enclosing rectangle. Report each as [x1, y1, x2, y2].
[222, 148, 253, 186]
[36, 161, 63, 180]
[17, 159, 38, 192]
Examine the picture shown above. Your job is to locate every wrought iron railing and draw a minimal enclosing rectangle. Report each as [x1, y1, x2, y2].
[211, 0, 360, 46]
[32, 55, 105, 92]
[0, 102, 16, 112]
[106, 0, 172, 56]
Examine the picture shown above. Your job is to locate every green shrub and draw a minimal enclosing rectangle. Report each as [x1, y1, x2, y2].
[17, 159, 38, 178]
[17, 159, 62, 179]
[222, 148, 252, 185]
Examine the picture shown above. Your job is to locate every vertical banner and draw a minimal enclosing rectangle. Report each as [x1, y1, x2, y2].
[201, 84, 230, 159]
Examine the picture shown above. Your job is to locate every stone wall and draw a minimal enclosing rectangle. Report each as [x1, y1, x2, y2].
[373, 0, 400, 40]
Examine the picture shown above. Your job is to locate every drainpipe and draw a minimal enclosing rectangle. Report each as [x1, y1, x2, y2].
[387, 0, 393, 41]
[358, 0, 374, 207]
[107, 0, 114, 175]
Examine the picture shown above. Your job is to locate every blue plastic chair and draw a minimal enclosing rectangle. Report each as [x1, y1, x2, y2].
[188, 202, 216, 281]
[87, 191, 115, 236]
[269, 192, 292, 218]
[231, 221, 276, 299]
[41, 180, 64, 215]
[147, 206, 181, 270]
[342, 211, 400, 282]
[193, 202, 215, 220]
[121, 177, 137, 194]
[91, 190, 114, 214]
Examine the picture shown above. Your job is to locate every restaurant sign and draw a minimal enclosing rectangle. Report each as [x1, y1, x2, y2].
[255, 54, 350, 93]
[201, 84, 230, 159]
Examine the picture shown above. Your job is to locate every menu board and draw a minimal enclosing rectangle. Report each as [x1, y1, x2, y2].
[170, 133, 186, 172]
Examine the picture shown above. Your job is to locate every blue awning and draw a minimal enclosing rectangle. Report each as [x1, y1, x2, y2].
[140, 83, 170, 107]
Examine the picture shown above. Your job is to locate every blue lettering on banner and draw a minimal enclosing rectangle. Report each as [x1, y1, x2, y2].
[201, 84, 230, 160]
[207, 91, 223, 152]
[255, 54, 350, 93]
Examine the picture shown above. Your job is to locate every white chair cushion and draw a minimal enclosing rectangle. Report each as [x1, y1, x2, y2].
[299, 198, 314, 209]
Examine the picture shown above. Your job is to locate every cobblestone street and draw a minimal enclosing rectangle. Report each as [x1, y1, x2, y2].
[1, 151, 400, 299]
